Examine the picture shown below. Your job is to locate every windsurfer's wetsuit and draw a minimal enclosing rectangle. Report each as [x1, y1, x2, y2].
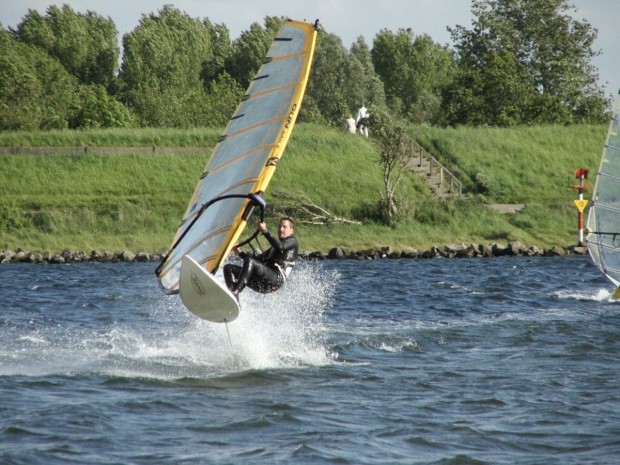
[223, 230, 298, 296]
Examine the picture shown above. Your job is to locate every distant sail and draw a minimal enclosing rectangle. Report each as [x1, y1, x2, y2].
[586, 89, 620, 287]
[156, 20, 318, 294]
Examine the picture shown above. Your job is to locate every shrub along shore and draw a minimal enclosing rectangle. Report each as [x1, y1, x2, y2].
[0, 241, 589, 265]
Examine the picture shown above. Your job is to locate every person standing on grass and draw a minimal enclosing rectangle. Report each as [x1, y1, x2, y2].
[356, 105, 369, 137]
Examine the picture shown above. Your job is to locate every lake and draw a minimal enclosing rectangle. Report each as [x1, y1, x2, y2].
[1, 255, 619, 464]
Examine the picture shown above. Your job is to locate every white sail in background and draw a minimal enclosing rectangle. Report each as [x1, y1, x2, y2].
[586, 89, 620, 288]
[156, 20, 318, 294]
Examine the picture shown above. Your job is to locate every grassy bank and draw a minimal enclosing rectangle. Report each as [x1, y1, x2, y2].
[0, 123, 607, 254]
[0, 127, 222, 147]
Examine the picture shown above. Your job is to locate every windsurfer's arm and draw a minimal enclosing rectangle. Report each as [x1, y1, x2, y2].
[258, 220, 297, 254]
[257, 220, 280, 249]
[231, 243, 249, 259]
[259, 221, 280, 249]
[261, 229, 298, 254]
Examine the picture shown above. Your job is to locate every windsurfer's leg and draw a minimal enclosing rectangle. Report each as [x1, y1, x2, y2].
[246, 263, 282, 293]
[233, 256, 257, 294]
[223, 264, 241, 291]
[235, 257, 281, 294]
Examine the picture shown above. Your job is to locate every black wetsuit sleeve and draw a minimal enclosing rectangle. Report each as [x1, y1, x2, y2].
[262, 230, 290, 251]
[263, 231, 298, 253]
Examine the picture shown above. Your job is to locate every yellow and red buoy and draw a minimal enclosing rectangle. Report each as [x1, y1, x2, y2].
[569, 168, 589, 246]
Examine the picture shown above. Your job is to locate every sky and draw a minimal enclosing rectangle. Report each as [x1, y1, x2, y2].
[2, 0, 619, 98]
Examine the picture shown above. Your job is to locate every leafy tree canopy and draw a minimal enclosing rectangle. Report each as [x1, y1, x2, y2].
[117, 5, 216, 127]
[0, 28, 78, 130]
[304, 31, 386, 126]
[13, 4, 119, 88]
[444, 0, 608, 125]
[224, 16, 282, 90]
[1, 2, 611, 129]
[372, 28, 454, 124]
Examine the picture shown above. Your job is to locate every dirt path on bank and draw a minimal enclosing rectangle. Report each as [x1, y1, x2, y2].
[488, 204, 525, 214]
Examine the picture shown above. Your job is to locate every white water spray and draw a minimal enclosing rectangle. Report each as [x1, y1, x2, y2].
[179, 261, 339, 373]
[0, 262, 338, 380]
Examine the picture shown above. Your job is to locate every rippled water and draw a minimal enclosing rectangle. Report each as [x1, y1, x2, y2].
[1, 256, 619, 464]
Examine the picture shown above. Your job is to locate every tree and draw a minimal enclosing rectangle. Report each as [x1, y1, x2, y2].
[303, 31, 351, 125]
[117, 5, 214, 127]
[202, 73, 243, 127]
[442, 50, 536, 126]
[0, 28, 78, 130]
[368, 108, 409, 224]
[200, 20, 232, 83]
[348, 37, 386, 113]
[371, 28, 454, 124]
[303, 31, 385, 126]
[13, 4, 119, 88]
[224, 17, 282, 90]
[70, 84, 134, 129]
[445, 0, 608, 125]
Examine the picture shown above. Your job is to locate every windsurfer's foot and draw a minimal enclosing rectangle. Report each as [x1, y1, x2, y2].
[231, 289, 240, 302]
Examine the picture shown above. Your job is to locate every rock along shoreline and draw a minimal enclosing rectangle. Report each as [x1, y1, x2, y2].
[1, 241, 588, 264]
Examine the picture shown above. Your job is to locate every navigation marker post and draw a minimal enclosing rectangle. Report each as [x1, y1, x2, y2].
[570, 169, 589, 246]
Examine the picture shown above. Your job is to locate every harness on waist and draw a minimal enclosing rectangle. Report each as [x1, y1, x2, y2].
[275, 261, 295, 281]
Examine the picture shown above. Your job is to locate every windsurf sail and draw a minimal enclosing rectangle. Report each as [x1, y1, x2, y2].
[586, 89, 620, 290]
[156, 19, 318, 294]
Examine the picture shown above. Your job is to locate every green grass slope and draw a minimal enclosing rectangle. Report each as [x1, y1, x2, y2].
[0, 123, 608, 254]
[412, 124, 605, 202]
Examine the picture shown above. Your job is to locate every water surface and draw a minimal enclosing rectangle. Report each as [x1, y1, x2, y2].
[1, 256, 619, 464]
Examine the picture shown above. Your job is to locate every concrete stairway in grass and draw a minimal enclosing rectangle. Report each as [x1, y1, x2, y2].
[403, 140, 462, 198]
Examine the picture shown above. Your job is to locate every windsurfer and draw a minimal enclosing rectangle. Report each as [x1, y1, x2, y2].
[223, 217, 299, 299]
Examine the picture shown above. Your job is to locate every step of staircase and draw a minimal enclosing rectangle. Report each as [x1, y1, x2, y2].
[404, 151, 462, 198]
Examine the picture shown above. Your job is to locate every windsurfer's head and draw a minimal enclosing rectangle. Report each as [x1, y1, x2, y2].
[278, 217, 295, 239]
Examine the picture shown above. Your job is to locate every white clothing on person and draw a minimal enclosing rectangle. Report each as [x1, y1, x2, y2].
[345, 116, 356, 134]
[355, 106, 369, 137]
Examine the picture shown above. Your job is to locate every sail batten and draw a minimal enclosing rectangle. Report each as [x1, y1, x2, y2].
[591, 202, 620, 214]
[222, 115, 288, 140]
[245, 82, 300, 100]
[586, 89, 620, 288]
[156, 20, 317, 295]
[179, 177, 261, 225]
[597, 172, 620, 183]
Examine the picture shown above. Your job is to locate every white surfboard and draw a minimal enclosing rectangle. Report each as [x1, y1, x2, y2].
[179, 255, 240, 323]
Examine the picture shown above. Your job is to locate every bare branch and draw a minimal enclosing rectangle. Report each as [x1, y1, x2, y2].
[272, 191, 362, 225]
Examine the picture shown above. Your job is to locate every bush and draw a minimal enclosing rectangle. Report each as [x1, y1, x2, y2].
[0, 205, 27, 232]
[71, 84, 135, 129]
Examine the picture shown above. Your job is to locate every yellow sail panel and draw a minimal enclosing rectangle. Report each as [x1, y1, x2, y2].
[157, 20, 317, 294]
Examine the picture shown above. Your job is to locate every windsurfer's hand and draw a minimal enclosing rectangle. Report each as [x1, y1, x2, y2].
[232, 246, 247, 258]
[258, 221, 267, 233]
